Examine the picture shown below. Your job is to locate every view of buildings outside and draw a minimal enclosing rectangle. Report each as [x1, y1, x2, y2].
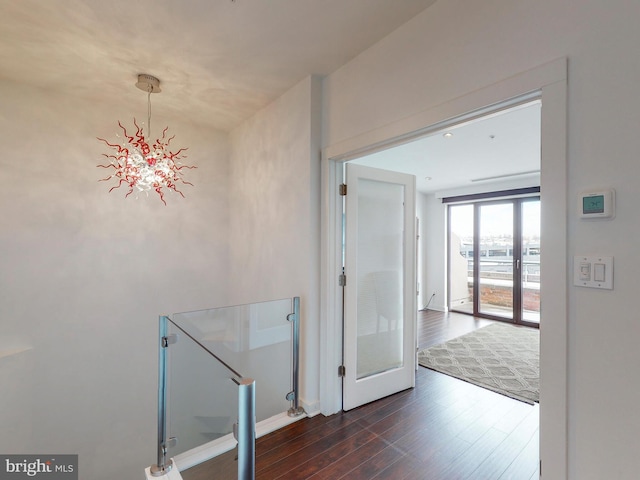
[449, 201, 540, 322]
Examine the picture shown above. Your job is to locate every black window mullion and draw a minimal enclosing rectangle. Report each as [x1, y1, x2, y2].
[513, 199, 523, 323]
[473, 204, 480, 316]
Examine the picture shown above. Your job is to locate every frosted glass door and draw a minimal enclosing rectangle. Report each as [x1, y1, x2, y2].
[343, 163, 416, 411]
[355, 178, 404, 379]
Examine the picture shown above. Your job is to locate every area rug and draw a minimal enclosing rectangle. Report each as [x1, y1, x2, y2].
[418, 322, 539, 404]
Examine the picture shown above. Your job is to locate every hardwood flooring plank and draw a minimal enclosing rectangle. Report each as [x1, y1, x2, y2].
[470, 405, 539, 479]
[332, 444, 407, 480]
[417, 310, 494, 350]
[273, 429, 379, 480]
[402, 436, 474, 480]
[529, 466, 540, 480]
[493, 400, 536, 434]
[256, 414, 357, 465]
[307, 436, 392, 480]
[257, 421, 365, 479]
[256, 414, 328, 451]
[419, 427, 508, 479]
[456, 395, 518, 444]
[498, 427, 539, 480]
[369, 454, 425, 480]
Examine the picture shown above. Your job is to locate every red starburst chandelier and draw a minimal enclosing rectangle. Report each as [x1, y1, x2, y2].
[97, 74, 196, 205]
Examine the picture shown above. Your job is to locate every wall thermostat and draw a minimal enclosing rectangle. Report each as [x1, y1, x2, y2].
[579, 189, 615, 219]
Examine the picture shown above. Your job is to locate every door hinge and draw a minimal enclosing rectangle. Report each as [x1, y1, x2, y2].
[539, 459, 542, 476]
[339, 184, 347, 196]
[338, 273, 346, 286]
[338, 365, 346, 377]
[161, 334, 178, 348]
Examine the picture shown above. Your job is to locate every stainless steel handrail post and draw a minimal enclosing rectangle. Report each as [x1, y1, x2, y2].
[235, 377, 256, 480]
[287, 297, 304, 416]
[150, 315, 173, 476]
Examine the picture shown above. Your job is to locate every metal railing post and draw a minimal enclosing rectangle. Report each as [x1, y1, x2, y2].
[150, 316, 174, 476]
[287, 297, 304, 416]
[235, 377, 256, 480]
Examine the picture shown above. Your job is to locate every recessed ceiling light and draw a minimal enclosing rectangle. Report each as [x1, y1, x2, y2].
[443, 132, 453, 138]
[425, 176, 432, 181]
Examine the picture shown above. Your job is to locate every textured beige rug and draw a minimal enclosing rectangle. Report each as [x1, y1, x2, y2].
[418, 322, 539, 404]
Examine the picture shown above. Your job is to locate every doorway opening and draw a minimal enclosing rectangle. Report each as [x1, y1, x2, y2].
[322, 59, 568, 477]
[341, 98, 541, 406]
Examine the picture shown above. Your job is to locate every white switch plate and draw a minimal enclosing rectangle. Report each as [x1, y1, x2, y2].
[573, 255, 613, 289]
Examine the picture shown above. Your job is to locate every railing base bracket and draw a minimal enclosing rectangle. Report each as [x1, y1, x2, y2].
[288, 406, 305, 417]
[150, 459, 173, 477]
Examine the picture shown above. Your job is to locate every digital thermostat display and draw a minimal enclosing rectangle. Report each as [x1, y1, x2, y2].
[583, 195, 604, 214]
[579, 189, 615, 219]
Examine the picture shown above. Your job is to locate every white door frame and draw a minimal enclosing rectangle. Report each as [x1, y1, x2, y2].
[320, 58, 567, 478]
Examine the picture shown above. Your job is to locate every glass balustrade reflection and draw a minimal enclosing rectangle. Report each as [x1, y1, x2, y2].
[165, 298, 294, 460]
[166, 320, 240, 458]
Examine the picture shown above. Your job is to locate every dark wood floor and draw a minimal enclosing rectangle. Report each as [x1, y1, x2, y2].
[417, 309, 495, 350]
[181, 310, 539, 480]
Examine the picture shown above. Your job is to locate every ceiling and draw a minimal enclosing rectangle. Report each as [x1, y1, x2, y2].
[352, 102, 541, 194]
[0, 0, 540, 194]
[0, 0, 436, 132]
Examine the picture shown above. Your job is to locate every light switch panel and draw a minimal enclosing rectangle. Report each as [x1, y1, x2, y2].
[573, 255, 613, 289]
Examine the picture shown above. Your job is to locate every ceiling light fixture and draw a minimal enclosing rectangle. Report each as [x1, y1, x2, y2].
[97, 74, 196, 205]
[443, 132, 453, 138]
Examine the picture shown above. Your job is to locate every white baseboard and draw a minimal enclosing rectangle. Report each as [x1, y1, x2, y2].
[301, 398, 321, 417]
[145, 411, 308, 478]
[421, 304, 446, 312]
[254, 410, 308, 439]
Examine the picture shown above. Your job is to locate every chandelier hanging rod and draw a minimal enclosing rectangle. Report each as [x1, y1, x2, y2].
[135, 74, 161, 139]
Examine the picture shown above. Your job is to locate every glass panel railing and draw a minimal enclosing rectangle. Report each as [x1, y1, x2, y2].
[149, 297, 302, 479]
[170, 298, 294, 422]
[166, 318, 240, 457]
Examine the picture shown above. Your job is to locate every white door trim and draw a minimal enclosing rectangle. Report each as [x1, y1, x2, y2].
[320, 57, 567, 478]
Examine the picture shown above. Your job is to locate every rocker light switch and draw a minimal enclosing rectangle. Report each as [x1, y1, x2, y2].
[594, 263, 606, 282]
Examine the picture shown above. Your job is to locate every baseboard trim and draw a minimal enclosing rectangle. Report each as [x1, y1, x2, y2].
[145, 411, 308, 478]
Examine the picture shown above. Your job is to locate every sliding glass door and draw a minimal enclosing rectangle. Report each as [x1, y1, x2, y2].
[521, 200, 541, 323]
[448, 197, 540, 326]
[478, 202, 515, 319]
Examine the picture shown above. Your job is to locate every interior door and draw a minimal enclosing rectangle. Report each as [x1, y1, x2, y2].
[343, 163, 416, 411]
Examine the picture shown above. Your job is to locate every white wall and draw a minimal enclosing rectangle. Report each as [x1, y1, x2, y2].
[0, 79, 230, 479]
[418, 193, 447, 311]
[322, 1, 640, 478]
[228, 76, 322, 413]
